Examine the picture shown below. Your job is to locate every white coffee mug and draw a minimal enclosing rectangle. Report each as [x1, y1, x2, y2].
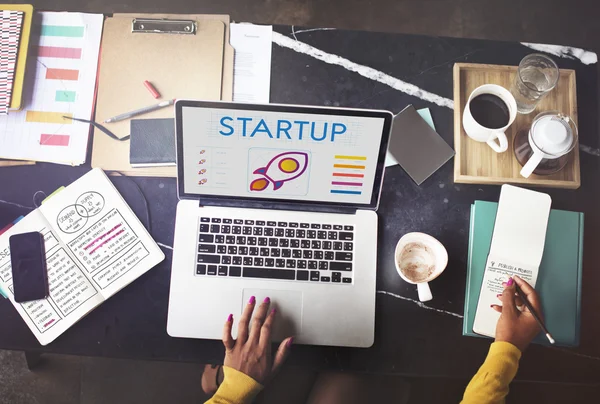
[394, 232, 448, 302]
[463, 84, 517, 153]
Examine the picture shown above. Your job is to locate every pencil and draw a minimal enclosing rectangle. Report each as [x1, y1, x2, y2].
[515, 285, 555, 344]
[103, 99, 175, 123]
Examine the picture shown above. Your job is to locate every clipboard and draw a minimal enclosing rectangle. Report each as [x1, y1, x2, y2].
[91, 13, 234, 177]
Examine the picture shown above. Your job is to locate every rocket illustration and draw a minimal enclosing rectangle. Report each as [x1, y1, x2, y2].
[250, 151, 309, 192]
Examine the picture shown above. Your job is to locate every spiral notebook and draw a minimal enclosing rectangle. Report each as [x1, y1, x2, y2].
[0, 9, 24, 114]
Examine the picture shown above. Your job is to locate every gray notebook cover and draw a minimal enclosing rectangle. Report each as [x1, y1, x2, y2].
[129, 118, 176, 167]
[388, 105, 455, 185]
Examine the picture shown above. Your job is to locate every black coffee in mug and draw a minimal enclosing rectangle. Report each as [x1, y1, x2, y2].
[470, 94, 510, 129]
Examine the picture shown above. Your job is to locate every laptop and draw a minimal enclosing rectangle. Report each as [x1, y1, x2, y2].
[167, 101, 393, 347]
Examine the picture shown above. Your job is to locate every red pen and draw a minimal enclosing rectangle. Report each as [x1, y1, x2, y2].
[143, 80, 161, 99]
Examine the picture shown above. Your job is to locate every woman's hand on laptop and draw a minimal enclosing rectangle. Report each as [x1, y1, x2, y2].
[222, 296, 294, 384]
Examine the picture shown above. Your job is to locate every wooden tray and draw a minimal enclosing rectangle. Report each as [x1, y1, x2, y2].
[453, 63, 580, 189]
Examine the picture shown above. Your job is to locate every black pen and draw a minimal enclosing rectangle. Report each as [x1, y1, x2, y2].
[515, 285, 555, 344]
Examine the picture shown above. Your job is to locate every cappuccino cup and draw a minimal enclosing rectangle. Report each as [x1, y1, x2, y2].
[394, 232, 448, 302]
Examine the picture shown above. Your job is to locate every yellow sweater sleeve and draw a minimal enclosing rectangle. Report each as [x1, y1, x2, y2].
[461, 341, 522, 404]
[205, 366, 263, 404]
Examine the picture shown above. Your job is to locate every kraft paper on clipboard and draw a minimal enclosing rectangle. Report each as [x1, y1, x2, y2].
[92, 14, 234, 177]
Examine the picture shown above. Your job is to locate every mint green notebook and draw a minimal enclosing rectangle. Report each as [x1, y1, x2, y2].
[464, 201, 584, 347]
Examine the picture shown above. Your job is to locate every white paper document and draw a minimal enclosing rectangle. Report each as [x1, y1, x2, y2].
[230, 23, 272, 103]
[473, 185, 551, 337]
[0, 169, 165, 345]
[0, 12, 103, 165]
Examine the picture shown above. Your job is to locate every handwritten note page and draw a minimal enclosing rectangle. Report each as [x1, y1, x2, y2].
[0, 210, 104, 344]
[0, 169, 164, 345]
[39, 169, 164, 298]
[472, 185, 551, 337]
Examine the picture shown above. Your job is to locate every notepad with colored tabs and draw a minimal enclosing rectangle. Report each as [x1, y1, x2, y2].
[385, 107, 435, 167]
[385, 105, 454, 184]
[472, 185, 552, 338]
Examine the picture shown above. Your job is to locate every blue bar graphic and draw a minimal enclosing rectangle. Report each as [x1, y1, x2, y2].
[330, 190, 362, 195]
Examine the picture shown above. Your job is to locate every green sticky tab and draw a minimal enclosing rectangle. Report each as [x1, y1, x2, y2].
[0, 285, 7, 299]
[417, 108, 435, 130]
[41, 25, 85, 38]
[55, 91, 76, 102]
[42, 186, 66, 205]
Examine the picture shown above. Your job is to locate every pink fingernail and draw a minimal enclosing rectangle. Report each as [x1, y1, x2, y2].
[490, 305, 494, 308]
[287, 337, 294, 347]
[496, 294, 502, 298]
[507, 278, 514, 286]
[271, 308, 277, 315]
[263, 297, 270, 304]
[249, 296, 256, 304]
[227, 314, 233, 322]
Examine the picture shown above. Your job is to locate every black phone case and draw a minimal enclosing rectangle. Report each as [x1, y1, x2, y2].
[10, 232, 49, 303]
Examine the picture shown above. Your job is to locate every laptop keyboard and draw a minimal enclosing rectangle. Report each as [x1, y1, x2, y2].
[196, 217, 354, 284]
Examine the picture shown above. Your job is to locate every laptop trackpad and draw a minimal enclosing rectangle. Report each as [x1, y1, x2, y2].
[242, 289, 303, 341]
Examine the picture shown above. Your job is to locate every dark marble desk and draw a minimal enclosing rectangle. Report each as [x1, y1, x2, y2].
[1, 25, 599, 384]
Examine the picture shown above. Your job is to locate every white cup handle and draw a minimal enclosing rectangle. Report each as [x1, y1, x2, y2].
[520, 151, 545, 178]
[417, 282, 433, 302]
[486, 132, 508, 153]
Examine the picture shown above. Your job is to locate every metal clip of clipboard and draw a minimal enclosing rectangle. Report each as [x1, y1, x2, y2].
[131, 18, 196, 34]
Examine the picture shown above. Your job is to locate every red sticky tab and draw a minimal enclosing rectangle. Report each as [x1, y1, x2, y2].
[40, 134, 70, 146]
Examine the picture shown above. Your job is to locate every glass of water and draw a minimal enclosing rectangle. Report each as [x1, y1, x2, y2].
[511, 54, 559, 114]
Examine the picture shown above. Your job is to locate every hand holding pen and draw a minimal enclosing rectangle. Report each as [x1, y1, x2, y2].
[492, 275, 554, 351]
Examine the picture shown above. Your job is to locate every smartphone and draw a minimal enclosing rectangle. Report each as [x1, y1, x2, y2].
[9, 232, 48, 303]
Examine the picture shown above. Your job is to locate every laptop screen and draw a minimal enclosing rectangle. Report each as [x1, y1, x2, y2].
[176, 102, 392, 209]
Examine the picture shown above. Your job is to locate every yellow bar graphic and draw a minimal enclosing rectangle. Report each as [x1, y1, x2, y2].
[334, 155, 367, 160]
[25, 111, 73, 124]
[334, 164, 366, 169]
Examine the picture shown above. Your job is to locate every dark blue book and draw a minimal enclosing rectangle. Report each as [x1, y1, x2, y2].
[129, 118, 176, 167]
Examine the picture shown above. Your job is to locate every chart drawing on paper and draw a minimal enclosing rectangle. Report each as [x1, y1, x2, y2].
[248, 149, 310, 195]
[0, 12, 103, 165]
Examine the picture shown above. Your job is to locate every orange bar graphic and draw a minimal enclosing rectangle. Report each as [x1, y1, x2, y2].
[333, 173, 365, 178]
[46, 68, 79, 81]
[26, 111, 73, 124]
[333, 164, 365, 169]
